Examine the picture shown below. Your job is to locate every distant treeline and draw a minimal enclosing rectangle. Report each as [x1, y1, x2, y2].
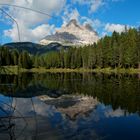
[0, 28, 140, 69]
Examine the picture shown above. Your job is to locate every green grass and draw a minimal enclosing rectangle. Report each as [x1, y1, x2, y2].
[0, 66, 19, 75]
[1, 66, 140, 74]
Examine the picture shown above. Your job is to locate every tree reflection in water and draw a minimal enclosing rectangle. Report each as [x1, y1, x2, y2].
[1, 73, 139, 114]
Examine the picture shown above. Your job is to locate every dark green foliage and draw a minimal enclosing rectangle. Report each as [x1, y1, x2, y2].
[0, 47, 19, 66]
[0, 47, 32, 69]
[18, 51, 32, 69]
[11, 49, 19, 65]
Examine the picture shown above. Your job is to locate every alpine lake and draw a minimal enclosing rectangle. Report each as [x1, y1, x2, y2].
[0, 72, 140, 140]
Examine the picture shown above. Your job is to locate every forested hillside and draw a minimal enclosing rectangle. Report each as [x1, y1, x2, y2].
[0, 28, 140, 69]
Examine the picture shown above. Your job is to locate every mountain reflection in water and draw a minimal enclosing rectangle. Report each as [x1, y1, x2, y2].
[0, 73, 140, 140]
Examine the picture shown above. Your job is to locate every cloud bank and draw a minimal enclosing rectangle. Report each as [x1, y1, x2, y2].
[105, 23, 126, 33]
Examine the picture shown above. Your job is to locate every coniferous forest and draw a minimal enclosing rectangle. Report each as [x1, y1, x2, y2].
[0, 28, 140, 69]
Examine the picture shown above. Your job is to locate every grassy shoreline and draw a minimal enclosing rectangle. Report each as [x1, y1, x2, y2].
[0, 66, 140, 74]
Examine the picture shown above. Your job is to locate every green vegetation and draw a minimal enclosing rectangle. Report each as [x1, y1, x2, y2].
[0, 27, 140, 73]
[1, 66, 140, 75]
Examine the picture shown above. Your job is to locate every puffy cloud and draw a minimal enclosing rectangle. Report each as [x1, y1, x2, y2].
[0, 0, 13, 5]
[101, 31, 108, 37]
[72, 0, 105, 13]
[82, 17, 103, 29]
[90, 0, 104, 13]
[62, 7, 80, 26]
[105, 108, 125, 118]
[105, 23, 126, 33]
[4, 23, 55, 42]
[72, 0, 122, 13]
[0, 0, 66, 42]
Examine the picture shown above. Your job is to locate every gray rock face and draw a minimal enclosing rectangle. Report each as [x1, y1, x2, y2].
[40, 19, 99, 45]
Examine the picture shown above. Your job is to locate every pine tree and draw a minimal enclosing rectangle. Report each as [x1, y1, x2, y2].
[11, 49, 19, 65]
[136, 27, 140, 68]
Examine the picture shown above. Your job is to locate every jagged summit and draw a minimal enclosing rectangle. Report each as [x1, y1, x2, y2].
[40, 19, 99, 45]
[67, 19, 77, 25]
[66, 19, 81, 28]
[84, 23, 93, 31]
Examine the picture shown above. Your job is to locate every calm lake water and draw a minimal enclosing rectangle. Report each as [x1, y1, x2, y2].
[0, 73, 140, 140]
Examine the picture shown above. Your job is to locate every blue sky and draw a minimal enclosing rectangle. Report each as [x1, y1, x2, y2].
[0, 0, 140, 44]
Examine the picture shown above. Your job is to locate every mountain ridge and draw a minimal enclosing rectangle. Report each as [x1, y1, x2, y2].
[3, 42, 69, 55]
[40, 19, 99, 45]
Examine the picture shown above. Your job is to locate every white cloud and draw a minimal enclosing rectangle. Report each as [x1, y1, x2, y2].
[0, 0, 13, 5]
[4, 23, 55, 42]
[72, 0, 105, 13]
[0, 0, 66, 42]
[90, 0, 105, 13]
[105, 23, 126, 33]
[101, 31, 108, 37]
[82, 17, 103, 29]
[105, 108, 125, 118]
[62, 6, 80, 26]
[72, 0, 122, 13]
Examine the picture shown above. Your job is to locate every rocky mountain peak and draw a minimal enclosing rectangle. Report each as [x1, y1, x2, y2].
[66, 19, 80, 28]
[84, 23, 93, 31]
[40, 19, 99, 45]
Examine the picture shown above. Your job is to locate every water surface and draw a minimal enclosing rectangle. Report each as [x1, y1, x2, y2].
[0, 73, 140, 140]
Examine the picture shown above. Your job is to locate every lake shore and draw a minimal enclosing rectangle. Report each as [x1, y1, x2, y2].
[0, 66, 140, 74]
